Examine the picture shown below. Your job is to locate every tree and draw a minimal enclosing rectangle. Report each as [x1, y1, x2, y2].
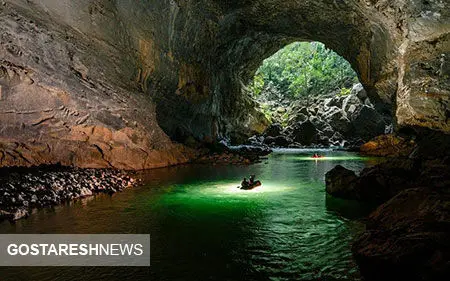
[250, 42, 358, 99]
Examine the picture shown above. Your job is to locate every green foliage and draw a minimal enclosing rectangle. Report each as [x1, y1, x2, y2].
[250, 73, 265, 97]
[253, 42, 358, 98]
[339, 87, 351, 96]
[259, 103, 273, 122]
[281, 112, 290, 127]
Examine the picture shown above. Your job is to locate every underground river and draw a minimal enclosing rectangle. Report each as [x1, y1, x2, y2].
[0, 149, 383, 281]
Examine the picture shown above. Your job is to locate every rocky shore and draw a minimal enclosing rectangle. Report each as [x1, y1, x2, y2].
[0, 143, 271, 222]
[194, 144, 272, 165]
[0, 165, 138, 222]
[353, 186, 449, 281]
[325, 132, 450, 280]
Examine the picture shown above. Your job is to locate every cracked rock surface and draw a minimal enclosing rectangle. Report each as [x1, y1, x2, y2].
[0, 0, 449, 169]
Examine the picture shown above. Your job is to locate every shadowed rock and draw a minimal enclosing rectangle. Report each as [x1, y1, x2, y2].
[325, 165, 358, 199]
[0, 0, 448, 169]
[326, 159, 421, 203]
[353, 187, 450, 281]
[0, 165, 139, 222]
[360, 134, 416, 157]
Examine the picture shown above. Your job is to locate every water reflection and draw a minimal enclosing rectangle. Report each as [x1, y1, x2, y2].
[0, 149, 379, 281]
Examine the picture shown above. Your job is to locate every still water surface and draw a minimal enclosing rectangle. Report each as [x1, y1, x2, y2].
[0, 149, 381, 281]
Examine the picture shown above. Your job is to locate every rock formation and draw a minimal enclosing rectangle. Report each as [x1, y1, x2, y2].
[326, 159, 421, 203]
[326, 135, 450, 280]
[251, 83, 390, 148]
[360, 134, 417, 157]
[0, 165, 138, 221]
[0, 1, 197, 169]
[0, 3, 448, 281]
[0, 0, 448, 169]
[353, 186, 450, 281]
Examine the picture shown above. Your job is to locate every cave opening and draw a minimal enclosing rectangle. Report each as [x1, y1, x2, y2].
[243, 41, 391, 149]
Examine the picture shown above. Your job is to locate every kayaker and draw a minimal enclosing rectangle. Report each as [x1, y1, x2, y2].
[249, 175, 256, 185]
[241, 178, 250, 189]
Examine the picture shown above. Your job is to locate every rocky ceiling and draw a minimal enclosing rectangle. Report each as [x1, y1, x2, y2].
[0, 0, 448, 168]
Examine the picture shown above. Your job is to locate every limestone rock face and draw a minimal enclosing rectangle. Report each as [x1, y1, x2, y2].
[290, 120, 319, 146]
[353, 187, 450, 281]
[263, 135, 291, 148]
[0, 0, 449, 168]
[0, 1, 197, 169]
[351, 105, 386, 141]
[254, 85, 388, 147]
[264, 123, 283, 138]
[325, 159, 421, 202]
[325, 165, 358, 199]
[360, 134, 416, 157]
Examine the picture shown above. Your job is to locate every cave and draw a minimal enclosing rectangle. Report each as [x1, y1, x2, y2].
[242, 41, 392, 149]
[0, 1, 449, 280]
[0, 0, 448, 168]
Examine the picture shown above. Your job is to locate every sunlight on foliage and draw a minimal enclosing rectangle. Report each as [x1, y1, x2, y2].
[339, 87, 352, 96]
[250, 73, 265, 96]
[251, 42, 358, 98]
[259, 103, 273, 122]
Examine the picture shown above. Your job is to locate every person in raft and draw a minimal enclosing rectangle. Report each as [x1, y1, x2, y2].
[249, 175, 256, 185]
[239, 175, 262, 189]
[240, 178, 250, 189]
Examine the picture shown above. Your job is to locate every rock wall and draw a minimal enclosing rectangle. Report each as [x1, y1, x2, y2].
[250, 83, 390, 148]
[0, 1, 196, 169]
[0, 0, 448, 168]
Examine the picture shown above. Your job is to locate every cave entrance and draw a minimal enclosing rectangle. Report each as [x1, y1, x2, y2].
[245, 41, 390, 148]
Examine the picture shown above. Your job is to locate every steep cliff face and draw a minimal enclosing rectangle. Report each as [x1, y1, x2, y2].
[0, 0, 448, 168]
[0, 0, 196, 169]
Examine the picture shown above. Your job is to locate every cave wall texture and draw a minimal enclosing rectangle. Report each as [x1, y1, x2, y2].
[0, 0, 449, 169]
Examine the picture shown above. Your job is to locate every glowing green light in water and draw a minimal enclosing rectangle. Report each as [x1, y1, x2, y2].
[207, 182, 294, 195]
[0, 150, 375, 281]
[168, 181, 295, 199]
[294, 156, 373, 161]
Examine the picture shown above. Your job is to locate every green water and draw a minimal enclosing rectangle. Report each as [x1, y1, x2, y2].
[0, 149, 381, 281]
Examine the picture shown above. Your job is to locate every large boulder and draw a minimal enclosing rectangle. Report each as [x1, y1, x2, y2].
[360, 134, 416, 157]
[342, 93, 362, 113]
[308, 115, 327, 130]
[351, 83, 368, 101]
[351, 106, 386, 141]
[323, 96, 345, 109]
[326, 159, 420, 202]
[326, 109, 352, 135]
[355, 159, 419, 202]
[245, 135, 265, 146]
[264, 123, 283, 137]
[228, 145, 273, 158]
[290, 120, 319, 145]
[329, 131, 346, 146]
[325, 165, 358, 198]
[319, 125, 335, 138]
[263, 135, 292, 147]
[353, 186, 450, 281]
[287, 112, 308, 127]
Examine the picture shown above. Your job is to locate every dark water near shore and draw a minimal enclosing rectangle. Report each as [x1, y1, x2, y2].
[0, 149, 382, 281]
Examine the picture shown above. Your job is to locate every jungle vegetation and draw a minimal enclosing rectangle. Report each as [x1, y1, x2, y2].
[250, 42, 358, 98]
